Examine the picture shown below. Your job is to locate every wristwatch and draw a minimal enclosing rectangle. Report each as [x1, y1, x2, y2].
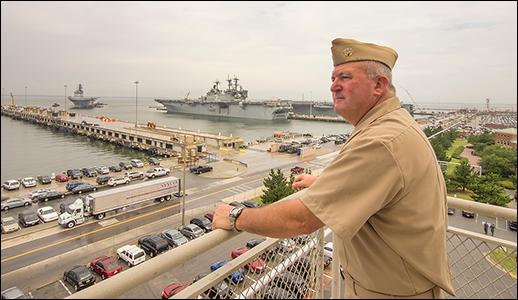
[229, 206, 245, 232]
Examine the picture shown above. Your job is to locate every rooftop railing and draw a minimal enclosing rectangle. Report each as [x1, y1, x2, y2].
[66, 192, 517, 299]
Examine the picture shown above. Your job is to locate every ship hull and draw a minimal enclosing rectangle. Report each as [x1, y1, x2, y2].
[155, 99, 291, 120]
[68, 97, 99, 108]
[291, 101, 339, 117]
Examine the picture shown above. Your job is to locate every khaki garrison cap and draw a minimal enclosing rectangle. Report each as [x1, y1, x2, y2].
[331, 38, 398, 70]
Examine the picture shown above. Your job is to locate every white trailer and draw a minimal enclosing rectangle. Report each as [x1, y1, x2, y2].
[58, 176, 179, 228]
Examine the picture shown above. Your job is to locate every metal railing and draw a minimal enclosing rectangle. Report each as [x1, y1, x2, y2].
[66, 193, 516, 299]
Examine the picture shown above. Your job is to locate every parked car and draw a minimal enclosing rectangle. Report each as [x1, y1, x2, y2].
[210, 260, 246, 284]
[116, 244, 146, 267]
[28, 188, 56, 199]
[125, 170, 144, 179]
[18, 210, 40, 227]
[1, 217, 21, 234]
[1, 198, 32, 211]
[193, 165, 213, 174]
[324, 255, 332, 269]
[96, 175, 114, 185]
[1, 196, 10, 202]
[71, 183, 98, 194]
[190, 217, 212, 233]
[246, 238, 266, 249]
[148, 157, 161, 166]
[109, 165, 122, 172]
[95, 166, 110, 175]
[37, 175, 52, 184]
[178, 224, 204, 240]
[231, 247, 266, 273]
[160, 229, 188, 248]
[3, 180, 20, 190]
[55, 173, 69, 182]
[89, 256, 122, 280]
[20, 177, 36, 188]
[324, 242, 333, 257]
[108, 177, 130, 187]
[130, 159, 144, 168]
[462, 210, 475, 218]
[138, 235, 169, 258]
[242, 200, 262, 208]
[66, 181, 87, 191]
[161, 283, 189, 299]
[37, 206, 59, 223]
[447, 208, 455, 215]
[81, 167, 98, 177]
[193, 273, 233, 299]
[204, 213, 214, 222]
[272, 271, 307, 298]
[260, 285, 294, 299]
[63, 265, 96, 291]
[0, 287, 27, 299]
[35, 191, 67, 202]
[509, 221, 517, 232]
[66, 169, 83, 179]
[119, 161, 133, 170]
[146, 166, 170, 178]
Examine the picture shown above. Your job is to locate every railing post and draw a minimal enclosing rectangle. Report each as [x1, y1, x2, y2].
[332, 232, 340, 298]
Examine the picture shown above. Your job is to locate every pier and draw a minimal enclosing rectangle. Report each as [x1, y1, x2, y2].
[1, 105, 245, 158]
[288, 113, 348, 123]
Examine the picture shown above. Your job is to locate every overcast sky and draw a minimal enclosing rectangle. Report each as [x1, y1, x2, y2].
[1, 1, 516, 108]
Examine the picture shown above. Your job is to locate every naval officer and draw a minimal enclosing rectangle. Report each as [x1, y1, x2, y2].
[213, 38, 455, 299]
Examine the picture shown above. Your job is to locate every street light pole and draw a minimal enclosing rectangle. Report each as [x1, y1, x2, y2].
[25, 86, 27, 107]
[134, 81, 139, 128]
[182, 140, 186, 225]
[64, 85, 67, 112]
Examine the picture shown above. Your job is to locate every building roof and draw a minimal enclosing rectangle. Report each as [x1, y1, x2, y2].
[495, 128, 517, 135]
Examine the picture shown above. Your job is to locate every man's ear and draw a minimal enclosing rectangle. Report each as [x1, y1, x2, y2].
[373, 75, 389, 96]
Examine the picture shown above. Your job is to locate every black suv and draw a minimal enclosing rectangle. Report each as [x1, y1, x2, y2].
[137, 235, 169, 258]
[148, 157, 160, 166]
[66, 169, 83, 179]
[96, 175, 114, 185]
[18, 210, 40, 227]
[119, 161, 133, 170]
[81, 167, 98, 177]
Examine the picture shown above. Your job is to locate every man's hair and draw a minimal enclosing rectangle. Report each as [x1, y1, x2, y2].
[362, 61, 396, 94]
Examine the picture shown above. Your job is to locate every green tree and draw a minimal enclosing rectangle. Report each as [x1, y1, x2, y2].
[509, 174, 517, 190]
[442, 171, 459, 192]
[479, 144, 517, 176]
[430, 138, 449, 162]
[452, 160, 473, 191]
[467, 173, 512, 207]
[261, 169, 296, 204]
[468, 133, 495, 153]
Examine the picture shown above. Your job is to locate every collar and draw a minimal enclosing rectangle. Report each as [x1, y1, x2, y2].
[349, 97, 402, 139]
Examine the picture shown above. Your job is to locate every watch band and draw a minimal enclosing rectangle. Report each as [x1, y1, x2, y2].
[229, 206, 245, 232]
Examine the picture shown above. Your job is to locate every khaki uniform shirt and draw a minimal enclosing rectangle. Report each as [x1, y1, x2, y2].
[300, 97, 455, 296]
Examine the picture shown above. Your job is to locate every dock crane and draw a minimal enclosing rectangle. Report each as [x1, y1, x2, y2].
[182, 91, 190, 100]
[10, 92, 14, 107]
[398, 85, 423, 114]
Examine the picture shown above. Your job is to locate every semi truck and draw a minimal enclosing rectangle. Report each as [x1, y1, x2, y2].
[58, 176, 180, 228]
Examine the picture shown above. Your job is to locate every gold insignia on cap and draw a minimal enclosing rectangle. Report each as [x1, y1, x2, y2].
[343, 48, 353, 57]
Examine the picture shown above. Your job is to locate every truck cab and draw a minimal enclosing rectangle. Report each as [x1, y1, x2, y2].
[58, 196, 91, 228]
[117, 245, 146, 267]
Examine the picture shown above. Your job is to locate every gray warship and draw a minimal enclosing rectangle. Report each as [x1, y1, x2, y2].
[68, 83, 100, 108]
[155, 76, 292, 120]
[291, 100, 414, 117]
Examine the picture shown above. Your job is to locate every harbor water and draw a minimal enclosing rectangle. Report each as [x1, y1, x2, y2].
[1, 96, 354, 184]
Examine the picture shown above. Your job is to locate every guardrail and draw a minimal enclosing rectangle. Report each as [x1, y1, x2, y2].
[66, 192, 517, 299]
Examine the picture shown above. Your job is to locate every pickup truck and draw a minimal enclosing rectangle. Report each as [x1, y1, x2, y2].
[146, 166, 170, 178]
[291, 166, 304, 174]
[192, 165, 213, 175]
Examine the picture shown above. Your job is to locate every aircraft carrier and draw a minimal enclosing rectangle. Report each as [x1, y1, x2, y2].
[155, 76, 292, 120]
[68, 83, 101, 108]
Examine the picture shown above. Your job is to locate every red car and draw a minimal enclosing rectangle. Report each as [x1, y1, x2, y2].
[204, 213, 213, 222]
[162, 283, 189, 299]
[55, 174, 69, 182]
[89, 256, 122, 280]
[231, 247, 266, 273]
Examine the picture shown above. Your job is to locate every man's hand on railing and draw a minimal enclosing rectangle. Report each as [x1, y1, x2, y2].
[212, 204, 234, 231]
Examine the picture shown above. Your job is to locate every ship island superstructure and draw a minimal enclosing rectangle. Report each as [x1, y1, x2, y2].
[155, 76, 292, 120]
[68, 83, 100, 108]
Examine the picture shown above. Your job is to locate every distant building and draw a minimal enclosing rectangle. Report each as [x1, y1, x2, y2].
[495, 128, 517, 149]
